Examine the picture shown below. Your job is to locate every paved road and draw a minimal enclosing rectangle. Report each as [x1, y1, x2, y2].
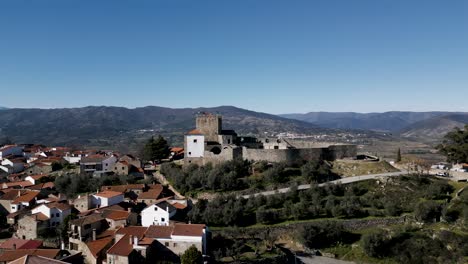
[242, 170, 407, 199]
[297, 256, 355, 264]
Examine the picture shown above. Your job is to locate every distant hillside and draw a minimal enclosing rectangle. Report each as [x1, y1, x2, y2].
[0, 106, 329, 150]
[399, 114, 468, 141]
[281, 111, 464, 132]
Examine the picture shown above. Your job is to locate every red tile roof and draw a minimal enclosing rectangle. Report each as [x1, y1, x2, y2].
[0, 249, 60, 262]
[0, 238, 42, 250]
[86, 237, 113, 258]
[94, 190, 123, 198]
[30, 213, 49, 221]
[187, 129, 203, 135]
[116, 226, 148, 239]
[106, 235, 134, 257]
[145, 225, 173, 239]
[172, 223, 205, 237]
[7, 254, 67, 264]
[171, 202, 187, 210]
[137, 188, 162, 200]
[12, 191, 40, 204]
[44, 202, 71, 211]
[103, 210, 130, 221]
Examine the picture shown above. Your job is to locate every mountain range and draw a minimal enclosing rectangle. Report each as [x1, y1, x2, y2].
[0, 106, 330, 149]
[281, 111, 468, 141]
[0, 106, 466, 150]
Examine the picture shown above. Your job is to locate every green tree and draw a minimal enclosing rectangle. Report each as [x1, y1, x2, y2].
[180, 245, 203, 264]
[362, 229, 390, 258]
[396, 148, 402, 162]
[437, 124, 468, 164]
[142, 135, 170, 162]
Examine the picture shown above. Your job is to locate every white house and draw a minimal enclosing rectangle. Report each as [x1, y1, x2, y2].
[91, 191, 124, 208]
[80, 154, 117, 175]
[25, 174, 47, 185]
[0, 158, 25, 173]
[145, 223, 208, 255]
[0, 145, 23, 160]
[185, 130, 205, 158]
[31, 202, 72, 227]
[141, 201, 177, 227]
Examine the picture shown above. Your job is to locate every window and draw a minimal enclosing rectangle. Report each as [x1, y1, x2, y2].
[188, 152, 191, 155]
[56, 213, 60, 217]
[193, 139, 197, 143]
[173, 243, 177, 247]
[161, 218, 165, 222]
[122, 167, 125, 170]
[165, 242, 169, 246]
[228, 139, 231, 144]
[154, 207, 157, 211]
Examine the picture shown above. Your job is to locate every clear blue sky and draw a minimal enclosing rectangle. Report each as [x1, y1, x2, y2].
[1, 0, 467, 114]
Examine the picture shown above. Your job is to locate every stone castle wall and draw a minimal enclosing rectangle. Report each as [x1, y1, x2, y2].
[242, 144, 357, 165]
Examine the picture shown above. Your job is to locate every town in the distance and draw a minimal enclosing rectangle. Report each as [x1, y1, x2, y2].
[0, 112, 467, 264]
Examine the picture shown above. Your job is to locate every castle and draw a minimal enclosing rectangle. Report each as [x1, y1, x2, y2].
[184, 113, 357, 166]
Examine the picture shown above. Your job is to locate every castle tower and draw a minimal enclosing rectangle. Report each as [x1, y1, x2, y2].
[195, 113, 222, 142]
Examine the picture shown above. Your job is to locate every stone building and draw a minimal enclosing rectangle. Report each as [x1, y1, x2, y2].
[184, 113, 357, 166]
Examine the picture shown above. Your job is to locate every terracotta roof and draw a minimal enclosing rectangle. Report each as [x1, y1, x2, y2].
[12, 191, 40, 204]
[29, 182, 55, 190]
[94, 191, 123, 198]
[187, 129, 203, 135]
[0, 238, 42, 250]
[44, 202, 71, 211]
[86, 237, 113, 258]
[3, 181, 34, 189]
[0, 249, 60, 262]
[70, 214, 104, 226]
[171, 202, 187, 210]
[7, 254, 67, 264]
[170, 147, 184, 153]
[107, 235, 134, 257]
[30, 213, 49, 221]
[137, 189, 162, 200]
[0, 190, 23, 200]
[81, 154, 107, 163]
[101, 185, 127, 193]
[27, 174, 48, 180]
[102, 210, 130, 221]
[172, 223, 205, 237]
[116, 226, 148, 239]
[97, 229, 117, 239]
[145, 225, 173, 239]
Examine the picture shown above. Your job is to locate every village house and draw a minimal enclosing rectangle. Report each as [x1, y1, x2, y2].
[0, 157, 26, 173]
[24, 174, 48, 185]
[0, 190, 40, 214]
[30, 202, 72, 227]
[136, 186, 163, 205]
[0, 145, 23, 160]
[105, 223, 209, 263]
[141, 201, 176, 227]
[82, 237, 114, 264]
[102, 209, 137, 229]
[80, 154, 117, 176]
[0, 249, 62, 264]
[69, 214, 108, 245]
[119, 155, 142, 169]
[16, 213, 50, 240]
[0, 238, 42, 253]
[92, 191, 124, 208]
[7, 255, 69, 264]
[101, 184, 146, 201]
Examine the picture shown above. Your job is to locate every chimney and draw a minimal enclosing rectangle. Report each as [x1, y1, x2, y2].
[133, 236, 138, 246]
[92, 229, 96, 241]
[17, 190, 21, 197]
[129, 235, 133, 245]
[127, 207, 132, 213]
